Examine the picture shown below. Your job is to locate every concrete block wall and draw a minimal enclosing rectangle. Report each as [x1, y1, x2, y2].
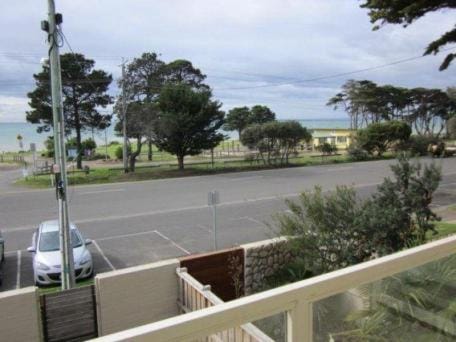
[95, 258, 180, 336]
[242, 237, 294, 295]
[0, 287, 41, 342]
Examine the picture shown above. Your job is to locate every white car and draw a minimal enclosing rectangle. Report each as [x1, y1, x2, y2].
[27, 221, 93, 286]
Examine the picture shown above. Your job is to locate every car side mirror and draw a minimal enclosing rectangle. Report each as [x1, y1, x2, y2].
[85, 239, 92, 246]
[27, 246, 36, 253]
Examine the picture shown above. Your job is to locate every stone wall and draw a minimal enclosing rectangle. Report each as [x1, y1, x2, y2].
[242, 237, 294, 295]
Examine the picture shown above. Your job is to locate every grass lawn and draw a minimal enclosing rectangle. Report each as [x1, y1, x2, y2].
[95, 140, 243, 161]
[430, 221, 456, 240]
[18, 152, 379, 188]
[38, 278, 94, 295]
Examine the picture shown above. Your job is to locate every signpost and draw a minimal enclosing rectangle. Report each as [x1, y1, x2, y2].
[30, 143, 37, 173]
[208, 190, 220, 250]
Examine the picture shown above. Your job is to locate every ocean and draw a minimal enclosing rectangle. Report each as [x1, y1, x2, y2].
[0, 119, 350, 152]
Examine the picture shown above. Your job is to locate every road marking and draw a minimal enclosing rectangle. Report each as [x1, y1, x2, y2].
[92, 240, 116, 271]
[2, 175, 456, 233]
[16, 250, 21, 289]
[95, 230, 157, 242]
[227, 176, 264, 181]
[196, 224, 212, 234]
[326, 167, 354, 172]
[79, 189, 125, 195]
[246, 217, 267, 226]
[154, 230, 191, 255]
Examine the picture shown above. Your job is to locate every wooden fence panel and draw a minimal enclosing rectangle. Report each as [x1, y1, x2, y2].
[40, 285, 98, 342]
[180, 248, 244, 301]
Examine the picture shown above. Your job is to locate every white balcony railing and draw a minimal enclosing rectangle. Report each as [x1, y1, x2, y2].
[91, 235, 456, 342]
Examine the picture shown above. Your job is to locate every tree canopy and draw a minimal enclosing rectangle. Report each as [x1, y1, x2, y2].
[240, 120, 311, 165]
[115, 52, 211, 168]
[328, 80, 456, 136]
[356, 120, 412, 156]
[225, 105, 276, 138]
[27, 53, 113, 169]
[360, 0, 456, 70]
[154, 83, 225, 170]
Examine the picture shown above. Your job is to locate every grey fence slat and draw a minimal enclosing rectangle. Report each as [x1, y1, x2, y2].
[41, 285, 98, 342]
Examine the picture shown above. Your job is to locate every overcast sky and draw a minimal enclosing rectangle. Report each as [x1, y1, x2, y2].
[0, 0, 454, 123]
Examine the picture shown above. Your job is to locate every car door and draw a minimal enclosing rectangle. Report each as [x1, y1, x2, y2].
[0, 230, 4, 262]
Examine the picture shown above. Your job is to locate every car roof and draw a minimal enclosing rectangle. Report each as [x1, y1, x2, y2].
[40, 220, 77, 233]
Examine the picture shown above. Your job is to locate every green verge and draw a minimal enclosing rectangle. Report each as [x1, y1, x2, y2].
[38, 278, 94, 295]
[429, 221, 456, 240]
[17, 153, 395, 188]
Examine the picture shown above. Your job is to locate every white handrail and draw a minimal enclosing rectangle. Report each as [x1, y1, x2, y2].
[92, 235, 456, 342]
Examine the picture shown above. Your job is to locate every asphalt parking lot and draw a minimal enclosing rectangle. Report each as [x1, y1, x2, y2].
[0, 202, 277, 291]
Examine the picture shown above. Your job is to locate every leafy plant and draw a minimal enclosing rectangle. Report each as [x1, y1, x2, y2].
[334, 255, 456, 341]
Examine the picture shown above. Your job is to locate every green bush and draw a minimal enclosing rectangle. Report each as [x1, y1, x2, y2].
[398, 135, 440, 156]
[356, 120, 412, 156]
[317, 142, 337, 155]
[347, 145, 369, 161]
[115, 145, 131, 160]
[109, 140, 120, 146]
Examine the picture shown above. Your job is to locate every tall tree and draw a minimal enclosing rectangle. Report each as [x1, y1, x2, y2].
[114, 101, 158, 171]
[224, 106, 251, 138]
[118, 54, 210, 163]
[224, 105, 276, 138]
[249, 105, 276, 124]
[27, 53, 112, 169]
[360, 0, 456, 70]
[154, 83, 225, 170]
[162, 59, 209, 90]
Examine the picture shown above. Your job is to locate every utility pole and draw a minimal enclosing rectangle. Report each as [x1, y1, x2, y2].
[208, 191, 220, 250]
[121, 59, 129, 173]
[42, 0, 75, 289]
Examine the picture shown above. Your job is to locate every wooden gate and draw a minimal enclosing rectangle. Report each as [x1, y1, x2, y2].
[177, 268, 274, 342]
[40, 286, 98, 342]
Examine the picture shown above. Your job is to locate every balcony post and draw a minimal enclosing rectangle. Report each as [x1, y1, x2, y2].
[287, 300, 312, 342]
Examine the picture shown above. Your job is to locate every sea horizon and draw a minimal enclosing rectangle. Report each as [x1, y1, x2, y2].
[0, 118, 351, 152]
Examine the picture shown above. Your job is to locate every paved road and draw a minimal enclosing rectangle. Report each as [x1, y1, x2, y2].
[1, 157, 455, 291]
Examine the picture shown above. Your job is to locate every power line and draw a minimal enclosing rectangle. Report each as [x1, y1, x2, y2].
[213, 46, 456, 91]
[2, 46, 455, 90]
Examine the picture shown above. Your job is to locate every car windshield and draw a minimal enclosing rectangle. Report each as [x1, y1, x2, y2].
[39, 230, 83, 252]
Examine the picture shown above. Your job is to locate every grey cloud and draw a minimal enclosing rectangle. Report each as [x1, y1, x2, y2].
[0, 0, 454, 122]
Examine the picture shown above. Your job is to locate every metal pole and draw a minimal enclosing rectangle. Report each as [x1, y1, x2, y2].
[213, 204, 218, 251]
[46, 0, 75, 289]
[104, 126, 108, 161]
[121, 60, 129, 173]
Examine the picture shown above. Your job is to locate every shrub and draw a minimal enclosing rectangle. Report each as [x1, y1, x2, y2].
[398, 135, 440, 156]
[317, 142, 337, 155]
[109, 140, 120, 146]
[448, 116, 456, 139]
[347, 145, 369, 161]
[82, 138, 97, 151]
[356, 120, 412, 156]
[115, 145, 131, 160]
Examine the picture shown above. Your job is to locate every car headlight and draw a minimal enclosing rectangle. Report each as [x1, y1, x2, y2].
[36, 261, 50, 271]
[79, 252, 91, 265]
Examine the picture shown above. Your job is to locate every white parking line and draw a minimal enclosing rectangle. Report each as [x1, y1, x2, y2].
[95, 230, 157, 242]
[80, 189, 125, 195]
[196, 224, 212, 234]
[92, 240, 116, 271]
[154, 230, 191, 255]
[16, 250, 21, 289]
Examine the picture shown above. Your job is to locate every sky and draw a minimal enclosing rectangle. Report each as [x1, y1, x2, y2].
[0, 0, 455, 123]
